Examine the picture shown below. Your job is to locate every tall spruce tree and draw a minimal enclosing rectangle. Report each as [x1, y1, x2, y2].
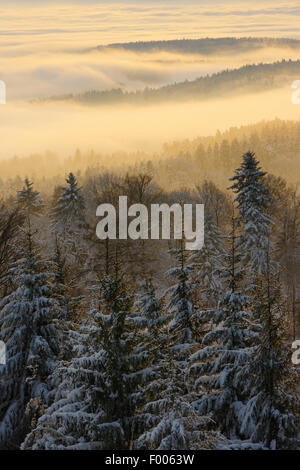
[189, 212, 225, 308]
[15, 178, 43, 225]
[229, 152, 272, 279]
[167, 240, 194, 360]
[51, 173, 88, 271]
[132, 278, 170, 338]
[51, 235, 82, 361]
[188, 215, 257, 439]
[229, 155, 299, 448]
[238, 244, 300, 449]
[134, 279, 218, 450]
[22, 262, 153, 450]
[51, 173, 86, 237]
[52, 235, 82, 322]
[0, 228, 59, 449]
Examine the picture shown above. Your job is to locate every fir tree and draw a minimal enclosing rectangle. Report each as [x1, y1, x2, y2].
[188, 216, 257, 439]
[15, 178, 43, 225]
[134, 278, 219, 450]
[52, 235, 82, 361]
[229, 152, 272, 278]
[167, 240, 194, 360]
[136, 245, 209, 450]
[189, 212, 225, 308]
[53, 235, 81, 322]
[51, 173, 88, 271]
[239, 244, 300, 449]
[133, 278, 169, 336]
[23, 262, 152, 450]
[135, 357, 216, 450]
[51, 173, 86, 237]
[0, 228, 59, 449]
[0, 204, 24, 295]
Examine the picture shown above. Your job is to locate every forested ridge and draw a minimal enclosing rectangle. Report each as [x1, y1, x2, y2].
[95, 37, 300, 55]
[1, 119, 300, 190]
[42, 60, 300, 105]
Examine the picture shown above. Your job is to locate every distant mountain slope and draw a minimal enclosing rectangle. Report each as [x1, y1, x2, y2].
[94, 37, 300, 55]
[43, 59, 300, 105]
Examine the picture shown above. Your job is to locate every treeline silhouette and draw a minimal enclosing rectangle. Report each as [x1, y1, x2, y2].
[42, 60, 300, 105]
[95, 37, 300, 55]
[1, 119, 300, 196]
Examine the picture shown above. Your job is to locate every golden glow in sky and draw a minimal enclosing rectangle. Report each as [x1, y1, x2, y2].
[1, 1, 300, 50]
[0, 1, 299, 160]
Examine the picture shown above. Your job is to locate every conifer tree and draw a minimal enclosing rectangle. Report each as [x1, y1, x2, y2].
[167, 240, 194, 360]
[229, 152, 272, 278]
[51, 173, 88, 272]
[51, 173, 86, 237]
[53, 235, 81, 322]
[189, 212, 225, 308]
[133, 278, 169, 336]
[0, 204, 24, 295]
[239, 244, 300, 449]
[137, 245, 207, 450]
[188, 216, 256, 439]
[52, 235, 82, 361]
[226, 156, 299, 447]
[22, 261, 152, 450]
[0, 228, 59, 449]
[135, 352, 215, 450]
[83, 267, 152, 450]
[135, 276, 219, 450]
[15, 178, 43, 225]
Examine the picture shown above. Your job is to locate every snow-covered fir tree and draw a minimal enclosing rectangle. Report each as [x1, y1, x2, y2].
[15, 178, 43, 224]
[51, 172, 86, 237]
[188, 215, 257, 439]
[22, 262, 153, 450]
[167, 240, 195, 361]
[21, 317, 95, 450]
[0, 228, 60, 449]
[238, 243, 300, 449]
[135, 356, 218, 450]
[52, 235, 82, 361]
[134, 279, 219, 450]
[132, 278, 170, 336]
[189, 211, 225, 308]
[229, 152, 272, 279]
[51, 172, 88, 272]
[52, 235, 82, 323]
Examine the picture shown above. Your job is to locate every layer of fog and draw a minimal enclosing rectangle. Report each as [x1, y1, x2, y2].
[0, 85, 299, 160]
[3, 46, 300, 101]
[2, 1, 300, 101]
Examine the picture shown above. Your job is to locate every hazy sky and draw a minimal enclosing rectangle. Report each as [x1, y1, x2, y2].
[0, 1, 300, 49]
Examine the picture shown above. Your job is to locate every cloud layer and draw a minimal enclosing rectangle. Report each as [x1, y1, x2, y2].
[0, 1, 300, 100]
[1, 1, 300, 48]
[0, 1, 299, 159]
